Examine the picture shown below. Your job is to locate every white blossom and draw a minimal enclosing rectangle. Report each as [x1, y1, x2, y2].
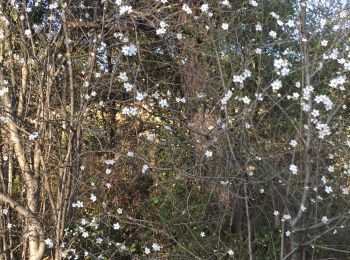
[72, 201, 84, 208]
[342, 187, 349, 195]
[328, 166, 334, 173]
[270, 12, 280, 19]
[105, 159, 115, 165]
[119, 5, 132, 15]
[200, 4, 209, 13]
[256, 24, 262, 31]
[118, 72, 128, 81]
[289, 164, 298, 175]
[123, 82, 133, 92]
[182, 4, 192, 14]
[159, 99, 169, 108]
[302, 85, 314, 100]
[242, 96, 251, 105]
[249, 0, 258, 7]
[271, 79, 282, 92]
[221, 90, 233, 105]
[325, 186, 333, 194]
[113, 223, 120, 230]
[273, 210, 280, 216]
[321, 40, 328, 46]
[314, 95, 333, 110]
[176, 97, 186, 103]
[342, 60, 350, 71]
[269, 31, 277, 39]
[311, 109, 319, 118]
[205, 150, 213, 158]
[45, 238, 54, 248]
[329, 75, 346, 90]
[321, 216, 328, 224]
[281, 214, 291, 221]
[152, 243, 161, 251]
[121, 44, 138, 56]
[24, 29, 32, 38]
[289, 140, 297, 147]
[274, 58, 290, 76]
[29, 132, 39, 140]
[90, 194, 97, 202]
[330, 48, 339, 59]
[315, 122, 331, 139]
[222, 23, 229, 30]
[146, 133, 155, 141]
[221, 0, 231, 7]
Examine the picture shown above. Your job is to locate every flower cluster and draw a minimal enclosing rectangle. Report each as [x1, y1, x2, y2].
[274, 58, 291, 76]
[233, 69, 252, 86]
[221, 90, 233, 106]
[314, 95, 333, 111]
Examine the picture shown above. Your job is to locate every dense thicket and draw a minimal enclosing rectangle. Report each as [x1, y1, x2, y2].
[0, 0, 350, 259]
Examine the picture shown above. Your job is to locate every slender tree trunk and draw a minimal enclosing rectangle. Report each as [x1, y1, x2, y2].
[0, 194, 44, 260]
[0, 70, 44, 260]
[289, 1, 313, 259]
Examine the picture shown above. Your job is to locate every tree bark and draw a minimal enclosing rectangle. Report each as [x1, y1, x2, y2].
[0, 193, 44, 260]
[0, 70, 43, 260]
